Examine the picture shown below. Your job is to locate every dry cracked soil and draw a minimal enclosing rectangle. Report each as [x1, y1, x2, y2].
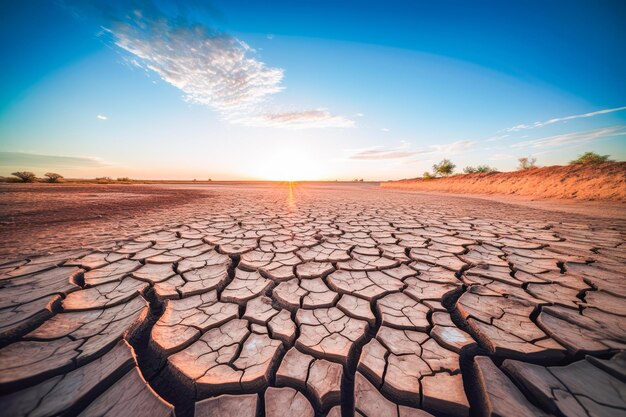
[0, 182, 624, 417]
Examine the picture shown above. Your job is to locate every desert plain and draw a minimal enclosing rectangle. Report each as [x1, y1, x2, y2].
[0, 182, 625, 417]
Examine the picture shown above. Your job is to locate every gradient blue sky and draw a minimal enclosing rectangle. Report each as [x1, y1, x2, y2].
[1, 0, 625, 180]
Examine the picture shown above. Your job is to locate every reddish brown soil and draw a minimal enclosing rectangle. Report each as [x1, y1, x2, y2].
[0, 184, 213, 261]
[382, 162, 626, 201]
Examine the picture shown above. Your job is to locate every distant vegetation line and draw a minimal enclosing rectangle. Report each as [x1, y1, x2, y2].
[419, 151, 614, 180]
[1, 151, 617, 184]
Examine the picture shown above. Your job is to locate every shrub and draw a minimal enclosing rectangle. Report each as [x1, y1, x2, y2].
[11, 171, 36, 182]
[423, 171, 434, 179]
[432, 159, 455, 177]
[464, 165, 497, 174]
[95, 176, 113, 183]
[117, 177, 130, 182]
[478, 165, 497, 173]
[44, 172, 63, 183]
[517, 157, 537, 170]
[569, 152, 613, 165]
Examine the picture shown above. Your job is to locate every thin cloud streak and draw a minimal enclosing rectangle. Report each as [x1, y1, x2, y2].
[348, 139, 476, 161]
[430, 140, 476, 153]
[504, 106, 626, 132]
[240, 109, 355, 129]
[0, 152, 110, 168]
[349, 147, 432, 160]
[512, 125, 626, 149]
[488, 153, 516, 161]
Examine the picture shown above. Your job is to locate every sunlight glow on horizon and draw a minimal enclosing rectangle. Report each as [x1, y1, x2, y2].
[250, 148, 325, 181]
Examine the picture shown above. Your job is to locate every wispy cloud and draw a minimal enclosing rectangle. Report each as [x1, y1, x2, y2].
[94, 3, 352, 129]
[0, 152, 110, 168]
[112, 21, 284, 112]
[241, 110, 354, 129]
[512, 125, 625, 149]
[488, 153, 516, 161]
[350, 148, 430, 160]
[349, 142, 432, 160]
[97, 114, 108, 120]
[485, 134, 509, 142]
[349, 139, 478, 161]
[430, 140, 476, 153]
[504, 106, 626, 132]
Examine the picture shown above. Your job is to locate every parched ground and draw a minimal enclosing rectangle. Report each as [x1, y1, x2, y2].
[0, 183, 625, 417]
[382, 162, 626, 201]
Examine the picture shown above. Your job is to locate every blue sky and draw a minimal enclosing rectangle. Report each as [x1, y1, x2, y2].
[0, 0, 624, 180]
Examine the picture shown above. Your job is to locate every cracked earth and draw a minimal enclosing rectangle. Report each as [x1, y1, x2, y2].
[0, 183, 625, 417]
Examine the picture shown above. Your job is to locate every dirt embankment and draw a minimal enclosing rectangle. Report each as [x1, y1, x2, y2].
[382, 162, 626, 201]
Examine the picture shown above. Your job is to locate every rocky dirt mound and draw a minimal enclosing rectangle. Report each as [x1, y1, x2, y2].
[382, 162, 626, 201]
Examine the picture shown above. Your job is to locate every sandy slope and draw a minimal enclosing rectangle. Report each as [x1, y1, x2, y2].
[382, 162, 626, 201]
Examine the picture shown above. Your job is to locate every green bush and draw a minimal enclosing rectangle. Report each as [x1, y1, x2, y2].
[569, 152, 612, 165]
[432, 159, 455, 177]
[464, 165, 497, 174]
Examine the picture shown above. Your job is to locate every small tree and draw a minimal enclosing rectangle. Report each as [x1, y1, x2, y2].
[570, 152, 612, 165]
[517, 156, 537, 170]
[44, 173, 63, 183]
[432, 159, 455, 177]
[11, 171, 36, 182]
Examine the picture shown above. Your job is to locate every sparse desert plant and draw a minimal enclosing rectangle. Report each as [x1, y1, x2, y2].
[423, 171, 434, 179]
[517, 156, 537, 170]
[569, 151, 613, 165]
[432, 159, 456, 177]
[464, 165, 497, 174]
[117, 177, 130, 182]
[477, 165, 497, 173]
[44, 172, 63, 183]
[11, 171, 37, 182]
[95, 176, 113, 183]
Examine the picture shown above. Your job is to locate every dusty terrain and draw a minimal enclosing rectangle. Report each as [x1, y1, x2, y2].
[0, 183, 624, 417]
[383, 162, 626, 201]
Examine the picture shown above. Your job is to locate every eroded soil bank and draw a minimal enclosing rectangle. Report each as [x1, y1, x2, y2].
[382, 162, 626, 201]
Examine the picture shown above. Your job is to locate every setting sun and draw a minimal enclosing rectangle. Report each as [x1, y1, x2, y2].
[252, 148, 323, 181]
